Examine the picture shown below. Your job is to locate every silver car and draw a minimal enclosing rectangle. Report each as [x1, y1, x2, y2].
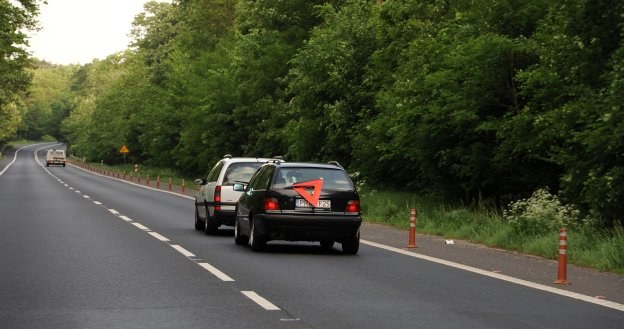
[194, 155, 283, 234]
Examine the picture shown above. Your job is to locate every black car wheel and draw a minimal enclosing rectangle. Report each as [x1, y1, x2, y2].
[194, 207, 203, 231]
[342, 231, 360, 255]
[249, 219, 265, 252]
[234, 217, 248, 245]
[204, 204, 219, 235]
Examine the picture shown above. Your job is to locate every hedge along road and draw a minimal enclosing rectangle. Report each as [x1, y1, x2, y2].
[0, 144, 622, 329]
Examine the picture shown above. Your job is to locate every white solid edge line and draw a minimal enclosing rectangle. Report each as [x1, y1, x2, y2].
[1, 143, 56, 176]
[67, 162, 194, 200]
[241, 291, 281, 311]
[171, 244, 195, 258]
[361, 240, 624, 312]
[198, 262, 234, 282]
[148, 231, 170, 242]
[131, 222, 150, 231]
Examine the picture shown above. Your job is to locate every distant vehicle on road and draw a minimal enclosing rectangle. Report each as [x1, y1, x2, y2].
[194, 154, 283, 234]
[233, 161, 362, 254]
[46, 149, 66, 167]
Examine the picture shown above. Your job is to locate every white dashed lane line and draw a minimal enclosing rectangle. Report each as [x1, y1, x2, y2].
[171, 244, 195, 258]
[119, 215, 132, 222]
[148, 232, 170, 242]
[131, 222, 150, 231]
[41, 164, 286, 314]
[242, 291, 281, 311]
[198, 263, 235, 282]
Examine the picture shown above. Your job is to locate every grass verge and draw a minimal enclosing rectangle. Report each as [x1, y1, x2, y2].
[359, 188, 624, 275]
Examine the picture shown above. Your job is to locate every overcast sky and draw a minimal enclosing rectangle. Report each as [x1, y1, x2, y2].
[27, 0, 165, 65]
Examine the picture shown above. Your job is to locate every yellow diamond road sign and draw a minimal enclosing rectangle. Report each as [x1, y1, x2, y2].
[119, 145, 129, 154]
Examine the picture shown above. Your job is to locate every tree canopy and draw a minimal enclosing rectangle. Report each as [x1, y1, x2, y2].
[0, 0, 44, 142]
[13, 0, 624, 227]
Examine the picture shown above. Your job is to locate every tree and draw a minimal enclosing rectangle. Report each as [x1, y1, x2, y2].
[0, 0, 44, 142]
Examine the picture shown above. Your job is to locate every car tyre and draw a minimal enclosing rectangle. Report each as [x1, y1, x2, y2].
[194, 207, 204, 231]
[249, 219, 265, 252]
[204, 205, 219, 235]
[234, 216, 248, 245]
[342, 231, 360, 255]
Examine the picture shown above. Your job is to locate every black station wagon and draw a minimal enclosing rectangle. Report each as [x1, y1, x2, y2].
[233, 161, 362, 254]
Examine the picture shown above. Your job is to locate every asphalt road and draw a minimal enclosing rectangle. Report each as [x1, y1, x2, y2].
[1, 143, 622, 329]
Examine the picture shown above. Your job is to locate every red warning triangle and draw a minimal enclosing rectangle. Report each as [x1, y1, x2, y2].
[292, 179, 323, 207]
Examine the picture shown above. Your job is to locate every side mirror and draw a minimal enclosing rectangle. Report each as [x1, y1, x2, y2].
[233, 183, 246, 192]
[194, 178, 207, 185]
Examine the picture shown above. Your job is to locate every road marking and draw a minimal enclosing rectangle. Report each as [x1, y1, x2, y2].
[118, 215, 132, 222]
[242, 291, 280, 311]
[93, 201, 102, 205]
[198, 262, 234, 282]
[75, 190, 81, 194]
[83, 195, 90, 199]
[171, 244, 195, 257]
[148, 231, 170, 242]
[69, 187, 74, 190]
[361, 240, 624, 312]
[131, 222, 150, 231]
[107, 209, 120, 215]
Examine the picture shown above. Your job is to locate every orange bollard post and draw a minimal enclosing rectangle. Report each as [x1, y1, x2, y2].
[157, 176, 160, 189]
[554, 228, 569, 284]
[407, 208, 417, 248]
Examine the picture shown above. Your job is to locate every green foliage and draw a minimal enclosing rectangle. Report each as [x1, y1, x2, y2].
[15, 0, 619, 227]
[0, 0, 44, 141]
[362, 188, 623, 274]
[503, 188, 586, 235]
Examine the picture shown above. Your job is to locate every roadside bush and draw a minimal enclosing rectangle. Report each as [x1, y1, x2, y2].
[503, 188, 585, 236]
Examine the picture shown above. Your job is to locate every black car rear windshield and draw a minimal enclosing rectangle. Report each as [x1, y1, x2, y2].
[222, 162, 264, 185]
[273, 167, 354, 190]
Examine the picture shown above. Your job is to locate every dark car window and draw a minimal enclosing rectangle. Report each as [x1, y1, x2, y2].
[207, 160, 225, 182]
[222, 162, 264, 185]
[248, 166, 274, 191]
[273, 167, 354, 190]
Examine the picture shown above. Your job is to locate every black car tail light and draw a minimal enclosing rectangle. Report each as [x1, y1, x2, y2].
[346, 200, 360, 213]
[263, 197, 280, 211]
[214, 185, 222, 211]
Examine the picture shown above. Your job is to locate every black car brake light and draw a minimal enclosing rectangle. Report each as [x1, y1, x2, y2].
[263, 197, 280, 211]
[346, 200, 360, 213]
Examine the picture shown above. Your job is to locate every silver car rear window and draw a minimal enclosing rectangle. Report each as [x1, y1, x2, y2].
[222, 162, 264, 185]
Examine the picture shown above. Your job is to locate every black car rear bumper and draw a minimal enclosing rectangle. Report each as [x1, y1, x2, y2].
[254, 213, 362, 242]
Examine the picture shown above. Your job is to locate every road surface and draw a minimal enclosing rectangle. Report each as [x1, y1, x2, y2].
[1, 143, 622, 328]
